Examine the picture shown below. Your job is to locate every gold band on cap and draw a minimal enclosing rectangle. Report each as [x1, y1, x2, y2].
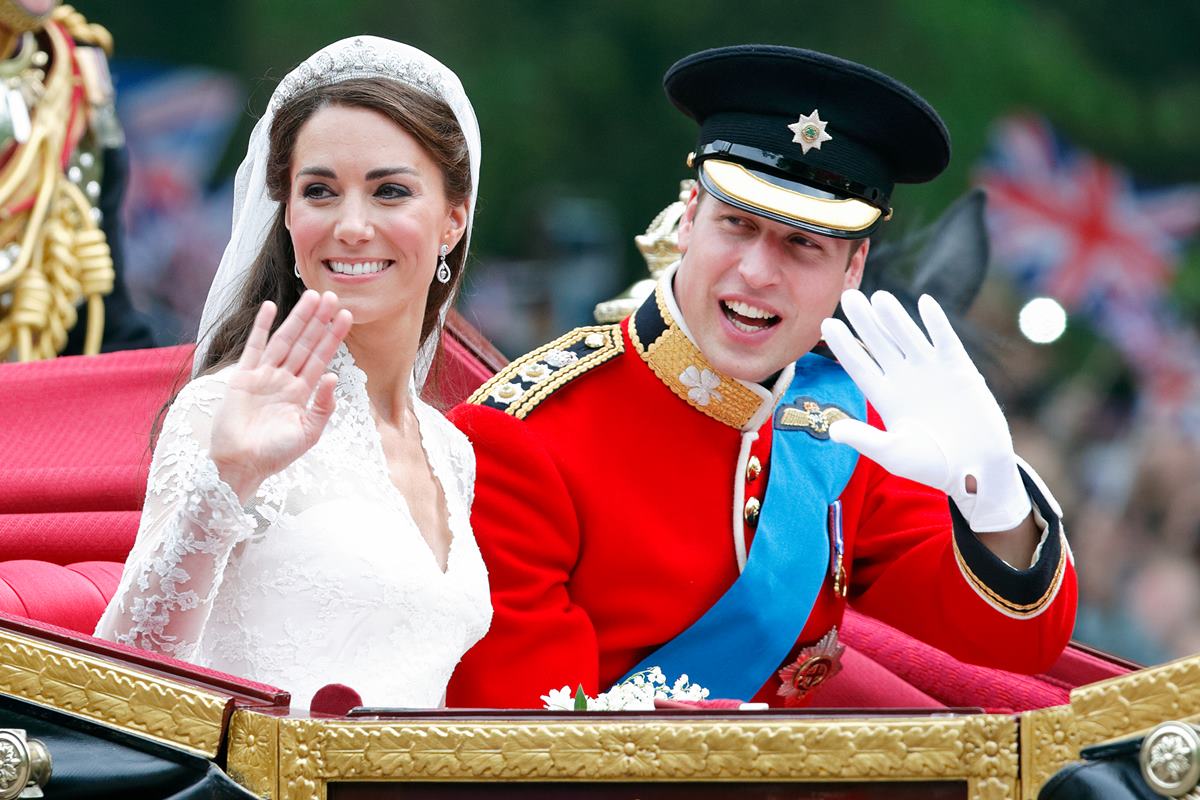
[702, 159, 882, 233]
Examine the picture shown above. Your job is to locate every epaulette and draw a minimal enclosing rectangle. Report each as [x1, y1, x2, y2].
[467, 324, 623, 419]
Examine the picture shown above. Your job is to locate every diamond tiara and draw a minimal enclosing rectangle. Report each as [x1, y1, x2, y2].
[271, 37, 447, 111]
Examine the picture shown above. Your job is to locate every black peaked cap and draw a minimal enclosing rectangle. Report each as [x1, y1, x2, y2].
[663, 45, 951, 234]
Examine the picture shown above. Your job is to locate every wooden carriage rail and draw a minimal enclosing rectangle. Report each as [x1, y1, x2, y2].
[227, 649, 1200, 800]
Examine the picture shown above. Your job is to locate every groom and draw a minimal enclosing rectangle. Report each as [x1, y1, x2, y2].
[447, 45, 1076, 708]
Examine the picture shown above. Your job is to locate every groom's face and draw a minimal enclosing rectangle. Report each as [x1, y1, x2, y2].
[674, 187, 867, 383]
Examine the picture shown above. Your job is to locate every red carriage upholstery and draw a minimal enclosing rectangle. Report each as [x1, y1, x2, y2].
[0, 316, 1131, 709]
[0, 345, 188, 626]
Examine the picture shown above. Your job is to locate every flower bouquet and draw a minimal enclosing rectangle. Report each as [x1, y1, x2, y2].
[541, 667, 710, 711]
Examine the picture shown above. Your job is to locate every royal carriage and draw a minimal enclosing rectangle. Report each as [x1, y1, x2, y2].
[0, 6, 1196, 794]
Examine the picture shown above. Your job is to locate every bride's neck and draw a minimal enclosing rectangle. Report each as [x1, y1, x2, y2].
[344, 321, 422, 427]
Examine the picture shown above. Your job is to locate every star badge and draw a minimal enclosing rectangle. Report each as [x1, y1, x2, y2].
[788, 109, 833, 154]
[777, 627, 845, 707]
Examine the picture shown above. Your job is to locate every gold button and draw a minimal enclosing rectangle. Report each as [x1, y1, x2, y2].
[685, 151, 696, 169]
[744, 497, 761, 526]
[746, 455, 762, 482]
[584, 333, 604, 349]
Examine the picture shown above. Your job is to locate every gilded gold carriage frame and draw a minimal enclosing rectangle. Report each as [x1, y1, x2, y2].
[5, 624, 1200, 800]
[227, 710, 1017, 800]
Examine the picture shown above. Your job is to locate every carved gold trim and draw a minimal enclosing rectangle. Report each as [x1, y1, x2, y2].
[1016, 655, 1200, 799]
[0, 628, 228, 756]
[274, 714, 1017, 800]
[1071, 654, 1200, 745]
[228, 709, 279, 800]
[1020, 704, 1078, 800]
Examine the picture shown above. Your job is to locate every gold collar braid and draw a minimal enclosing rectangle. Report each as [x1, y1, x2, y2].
[0, 7, 114, 361]
[629, 282, 766, 430]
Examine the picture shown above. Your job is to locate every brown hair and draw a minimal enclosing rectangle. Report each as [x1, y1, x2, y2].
[197, 78, 472, 375]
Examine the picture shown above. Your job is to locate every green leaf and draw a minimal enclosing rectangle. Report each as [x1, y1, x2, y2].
[574, 684, 588, 711]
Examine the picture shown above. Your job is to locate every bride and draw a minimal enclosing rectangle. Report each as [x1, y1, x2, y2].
[94, 36, 491, 709]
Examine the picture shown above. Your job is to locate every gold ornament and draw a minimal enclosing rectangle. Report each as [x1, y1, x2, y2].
[0, 6, 116, 361]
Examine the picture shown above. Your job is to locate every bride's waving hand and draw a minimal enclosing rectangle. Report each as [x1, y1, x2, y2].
[211, 291, 352, 503]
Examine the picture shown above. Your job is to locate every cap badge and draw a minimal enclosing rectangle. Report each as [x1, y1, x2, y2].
[787, 109, 833, 154]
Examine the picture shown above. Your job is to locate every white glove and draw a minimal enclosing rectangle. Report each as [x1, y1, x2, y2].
[820, 289, 1031, 532]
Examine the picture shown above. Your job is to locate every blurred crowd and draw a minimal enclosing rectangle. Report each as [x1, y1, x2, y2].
[975, 279, 1200, 667]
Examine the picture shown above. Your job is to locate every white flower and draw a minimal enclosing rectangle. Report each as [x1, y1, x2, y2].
[679, 366, 722, 406]
[543, 349, 578, 369]
[540, 685, 576, 711]
[593, 681, 655, 711]
[544, 667, 710, 711]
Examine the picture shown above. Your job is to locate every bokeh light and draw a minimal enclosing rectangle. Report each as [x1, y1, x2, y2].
[1018, 297, 1068, 344]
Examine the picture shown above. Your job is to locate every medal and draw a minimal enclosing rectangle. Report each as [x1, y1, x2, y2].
[828, 500, 847, 598]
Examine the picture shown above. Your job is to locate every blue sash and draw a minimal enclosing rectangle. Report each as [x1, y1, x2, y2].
[623, 353, 864, 700]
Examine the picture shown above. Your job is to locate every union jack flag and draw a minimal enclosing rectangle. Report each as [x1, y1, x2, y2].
[976, 115, 1200, 418]
[976, 115, 1200, 311]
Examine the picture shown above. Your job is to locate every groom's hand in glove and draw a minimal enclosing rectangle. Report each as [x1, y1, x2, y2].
[820, 289, 1040, 567]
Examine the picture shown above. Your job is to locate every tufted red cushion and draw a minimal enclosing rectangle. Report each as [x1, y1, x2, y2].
[835, 608, 1131, 713]
[0, 512, 142, 564]
[0, 560, 122, 633]
[0, 346, 188, 573]
[807, 644, 944, 709]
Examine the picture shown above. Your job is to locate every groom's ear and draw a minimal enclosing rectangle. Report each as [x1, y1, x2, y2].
[843, 239, 869, 291]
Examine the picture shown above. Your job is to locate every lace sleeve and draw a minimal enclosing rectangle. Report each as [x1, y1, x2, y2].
[94, 374, 269, 660]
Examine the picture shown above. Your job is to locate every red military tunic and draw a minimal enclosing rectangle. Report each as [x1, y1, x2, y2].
[446, 284, 1076, 709]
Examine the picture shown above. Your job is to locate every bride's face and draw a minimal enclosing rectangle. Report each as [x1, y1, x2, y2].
[285, 104, 466, 334]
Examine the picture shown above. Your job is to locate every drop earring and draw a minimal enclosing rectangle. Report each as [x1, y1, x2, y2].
[436, 244, 451, 284]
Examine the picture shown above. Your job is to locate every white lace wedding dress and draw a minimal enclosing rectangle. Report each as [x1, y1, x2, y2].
[94, 347, 492, 709]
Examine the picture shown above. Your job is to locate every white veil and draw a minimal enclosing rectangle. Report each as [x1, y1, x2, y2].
[192, 35, 481, 386]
